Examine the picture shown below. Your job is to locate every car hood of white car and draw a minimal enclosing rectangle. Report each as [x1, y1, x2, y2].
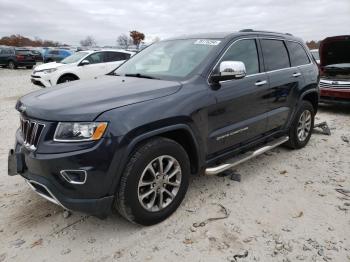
[34, 62, 67, 72]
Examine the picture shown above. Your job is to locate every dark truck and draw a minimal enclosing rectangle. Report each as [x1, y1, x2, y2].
[0, 47, 36, 69]
[8, 30, 319, 225]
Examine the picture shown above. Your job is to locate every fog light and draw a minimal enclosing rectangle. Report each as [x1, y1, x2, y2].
[60, 170, 87, 184]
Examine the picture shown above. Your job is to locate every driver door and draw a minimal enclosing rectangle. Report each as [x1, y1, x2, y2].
[77, 52, 107, 80]
[207, 38, 270, 155]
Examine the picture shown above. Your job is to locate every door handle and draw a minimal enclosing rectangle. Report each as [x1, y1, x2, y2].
[255, 80, 267, 86]
[293, 72, 301, 77]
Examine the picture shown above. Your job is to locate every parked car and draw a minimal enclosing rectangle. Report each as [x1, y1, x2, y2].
[0, 47, 36, 69]
[319, 35, 350, 104]
[31, 50, 134, 87]
[30, 50, 43, 62]
[9, 30, 319, 225]
[43, 49, 72, 63]
[310, 49, 320, 64]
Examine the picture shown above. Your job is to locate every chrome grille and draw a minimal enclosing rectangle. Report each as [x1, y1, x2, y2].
[20, 117, 45, 151]
[319, 80, 350, 89]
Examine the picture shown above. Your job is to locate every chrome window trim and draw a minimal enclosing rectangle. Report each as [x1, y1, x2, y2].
[207, 36, 314, 85]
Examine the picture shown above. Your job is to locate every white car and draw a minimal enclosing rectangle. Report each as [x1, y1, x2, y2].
[31, 50, 134, 87]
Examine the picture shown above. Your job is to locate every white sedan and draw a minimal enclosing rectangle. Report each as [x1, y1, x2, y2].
[31, 49, 135, 87]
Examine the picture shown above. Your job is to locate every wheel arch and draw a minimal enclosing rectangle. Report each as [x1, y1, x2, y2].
[300, 89, 319, 114]
[108, 124, 202, 195]
[57, 73, 80, 84]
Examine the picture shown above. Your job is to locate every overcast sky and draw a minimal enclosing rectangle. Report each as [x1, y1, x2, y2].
[0, 0, 349, 46]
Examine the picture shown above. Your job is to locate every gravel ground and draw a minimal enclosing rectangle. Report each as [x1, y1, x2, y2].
[0, 68, 349, 262]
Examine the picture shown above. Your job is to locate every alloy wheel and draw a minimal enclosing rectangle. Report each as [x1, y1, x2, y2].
[297, 110, 312, 142]
[138, 155, 182, 212]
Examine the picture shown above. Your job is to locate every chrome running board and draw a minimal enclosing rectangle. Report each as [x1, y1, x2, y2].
[205, 136, 289, 176]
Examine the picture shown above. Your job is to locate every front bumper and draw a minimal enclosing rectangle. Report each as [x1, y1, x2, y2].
[320, 87, 350, 104]
[31, 74, 52, 88]
[8, 130, 118, 218]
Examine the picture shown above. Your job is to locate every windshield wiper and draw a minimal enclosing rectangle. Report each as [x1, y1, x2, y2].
[124, 73, 159, 79]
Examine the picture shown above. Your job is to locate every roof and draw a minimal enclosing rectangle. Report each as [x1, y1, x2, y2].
[166, 30, 299, 41]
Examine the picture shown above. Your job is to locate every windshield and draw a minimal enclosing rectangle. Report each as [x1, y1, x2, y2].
[113, 39, 221, 80]
[61, 51, 88, 64]
[311, 50, 320, 60]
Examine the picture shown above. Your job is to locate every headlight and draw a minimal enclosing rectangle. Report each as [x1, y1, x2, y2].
[42, 68, 57, 74]
[54, 122, 108, 142]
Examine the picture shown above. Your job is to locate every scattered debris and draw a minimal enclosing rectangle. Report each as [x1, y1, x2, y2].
[292, 211, 304, 218]
[193, 204, 229, 228]
[183, 238, 193, 245]
[217, 170, 241, 182]
[335, 188, 350, 198]
[30, 238, 43, 248]
[280, 170, 288, 175]
[10, 239, 25, 248]
[0, 253, 6, 262]
[230, 172, 241, 182]
[60, 248, 71, 255]
[63, 210, 71, 219]
[229, 250, 248, 262]
[313, 122, 331, 135]
[341, 135, 349, 143]
[51, 215, 90, 236]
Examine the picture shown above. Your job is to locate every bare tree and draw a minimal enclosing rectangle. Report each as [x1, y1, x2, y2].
[117, 34, 132, 48]
[80, 36, 97, 47]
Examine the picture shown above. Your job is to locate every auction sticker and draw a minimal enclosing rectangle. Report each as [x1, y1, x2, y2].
[194, 39, 221, 45]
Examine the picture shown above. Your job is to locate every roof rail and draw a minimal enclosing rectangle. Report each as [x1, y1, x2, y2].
[239, 29, 293, 36]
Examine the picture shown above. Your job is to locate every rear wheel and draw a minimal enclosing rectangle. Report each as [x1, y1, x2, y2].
[8, 61, 16, 69]
[285, 100, 314, 149]
[115, 137, 190, 225]
[26, 66, 33, 69]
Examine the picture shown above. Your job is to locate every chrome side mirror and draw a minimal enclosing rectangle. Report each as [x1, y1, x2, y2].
[211, 61, 246, 84]
[80, 59, 90, 66]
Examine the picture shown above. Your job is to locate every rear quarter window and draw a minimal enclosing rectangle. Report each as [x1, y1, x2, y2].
[104, 52, 130, 62]
[286, 41, 310, 66]
[261, 39, 290, 71]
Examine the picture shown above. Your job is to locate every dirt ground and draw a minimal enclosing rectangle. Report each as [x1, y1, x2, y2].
[0, 68, 349, 262]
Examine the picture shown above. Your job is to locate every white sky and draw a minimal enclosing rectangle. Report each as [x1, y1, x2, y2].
[0, 0, 349, 45]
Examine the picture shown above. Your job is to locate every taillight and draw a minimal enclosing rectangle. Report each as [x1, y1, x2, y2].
[16, 55, 24, 60]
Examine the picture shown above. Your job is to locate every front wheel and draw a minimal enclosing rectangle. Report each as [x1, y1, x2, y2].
[115, 137, 190, 225]
[8, 61, 16, 69]
[26, 66, 33, 69]
[57, 75, 77, 84]
[285, 100, 314, 149]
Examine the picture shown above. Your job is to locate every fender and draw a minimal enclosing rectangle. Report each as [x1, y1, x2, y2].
[286, 87, 319, 128]
[107, 124, 202, 196]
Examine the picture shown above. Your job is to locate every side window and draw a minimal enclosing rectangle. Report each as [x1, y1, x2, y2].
[85, 52, 104, 64]
[261, 39, 290, 71]
[104, 52, 130, 62]
[49, 50, 59, 55]
[286, 41, 310, 66]
[218, 39, 260, 75]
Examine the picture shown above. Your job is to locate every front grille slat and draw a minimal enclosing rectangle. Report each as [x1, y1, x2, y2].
[20, 117, 45, 151]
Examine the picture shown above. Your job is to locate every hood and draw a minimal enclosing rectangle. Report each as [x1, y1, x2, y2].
[320, 35, 350, 67]
[34, 62, 65, 71]
[17, 76, 182, 121]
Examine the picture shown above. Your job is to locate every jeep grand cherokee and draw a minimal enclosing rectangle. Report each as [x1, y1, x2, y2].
[8, 30, 319, 225]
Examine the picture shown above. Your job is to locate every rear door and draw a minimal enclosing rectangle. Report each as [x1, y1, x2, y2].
[259, 38, 304, 131]
[207, 38, 270, 155]
[104, 51, 130, 72]
[77, 52, 106, 79]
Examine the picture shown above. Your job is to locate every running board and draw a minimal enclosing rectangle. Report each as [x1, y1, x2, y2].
[205, 136, 289, 176]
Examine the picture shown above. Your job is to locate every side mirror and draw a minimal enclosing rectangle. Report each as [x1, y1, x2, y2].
[210, 61, 246, 84]
[80, 59, 90, 66]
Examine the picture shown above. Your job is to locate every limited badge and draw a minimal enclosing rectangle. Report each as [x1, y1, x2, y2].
[194, 39, 221, 46]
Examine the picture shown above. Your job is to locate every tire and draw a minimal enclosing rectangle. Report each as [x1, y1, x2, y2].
[115, 137, 190, 226]
[26, 66, 33, 69]
[8, 61, 16, 70]
[285, 100, 314, 149]
[57, 75, 77, 84]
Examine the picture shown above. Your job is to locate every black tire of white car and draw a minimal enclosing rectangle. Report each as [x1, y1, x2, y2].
[57, 75, 77, 84]
[115, 137, 190, 226]
[286, 100, 314, 149]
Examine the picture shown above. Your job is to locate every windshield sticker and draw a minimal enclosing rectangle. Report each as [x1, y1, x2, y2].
[194, 39, 221, 46]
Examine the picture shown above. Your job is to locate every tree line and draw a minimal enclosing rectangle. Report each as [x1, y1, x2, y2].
[1, 33, 320, 50]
